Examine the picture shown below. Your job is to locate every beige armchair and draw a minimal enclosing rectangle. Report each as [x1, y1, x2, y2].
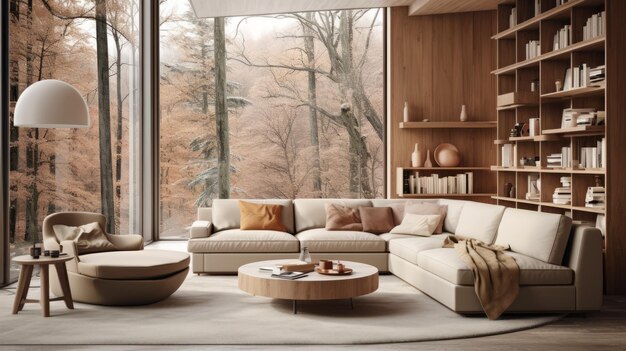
[43, 212, 189, 306]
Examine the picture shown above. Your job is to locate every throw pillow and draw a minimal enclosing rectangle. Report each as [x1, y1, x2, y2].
[325, 203, 363, 231]
[238, 201, 288, 232]
[389, 214, 441, 237]
[387, 202, 406, 226]
[359, 206, 395, 234]
[404, 202, 448, 234]
[53, 222, 116, 254]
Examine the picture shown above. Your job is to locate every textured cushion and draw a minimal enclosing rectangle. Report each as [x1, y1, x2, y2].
[417, 248, 573, 286]
[296, 228, 386, 252]
[212, 199, 294, 233]
[293, 199, 372, 232]
[404, 202, 447, 234]
[187, 229, 299, 253]
[388, 235, 449, 264]
[436, 199, 468, 233]
[53, 222, 116, 254]
[389, 214, 441, 237]
[190, 221, 212, 239]
[454, 202, 506, 244]
[495, 208, 573, 265]
[325, 204, 363, 231]
[359, 206, 394, 234]
[77, 250, 190, 280]
[238, 201, 288, 232]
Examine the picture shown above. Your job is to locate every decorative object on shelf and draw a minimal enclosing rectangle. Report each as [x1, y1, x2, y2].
[531, 80, 539, 92]
[30, 244, 41, 259]
[511, 122, 526, 137]
[504, 182, 513, 198]
[434, 143, 461, 167]
[422, 118, 429, 122]
[594, 175, 603, 187]
[411, 143, 422, 167]
[519, 157, 537, 166]
[459, 105, 468, 122]
[403, 102, 410, 123]
[509, 186, 516, 198]
[424, 149, 433, 168]
[555, 80, 562, 92]
[585, 186, 605, 210]
[529, 118, 540, 136]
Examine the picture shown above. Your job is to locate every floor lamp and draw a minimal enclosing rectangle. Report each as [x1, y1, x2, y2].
[13, 79, 90, 256]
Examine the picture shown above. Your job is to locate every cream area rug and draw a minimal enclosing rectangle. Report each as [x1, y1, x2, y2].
[0, 274, 562, 345]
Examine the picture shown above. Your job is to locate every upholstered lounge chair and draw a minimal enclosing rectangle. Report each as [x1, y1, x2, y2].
[42, 212, 190, 306]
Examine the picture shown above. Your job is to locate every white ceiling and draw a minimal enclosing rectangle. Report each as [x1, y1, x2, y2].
[189, 0, 414, 18]
[188, 0, 500, 18]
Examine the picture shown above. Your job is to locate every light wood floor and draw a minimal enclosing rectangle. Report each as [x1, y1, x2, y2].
[2, 241, 624, 351]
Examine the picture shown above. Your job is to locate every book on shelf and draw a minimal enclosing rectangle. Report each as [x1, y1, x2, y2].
[501, 144, 515, 167]
[509, 7, 517, 28]
[526, 40, 541, 60]
[401, 171, 474, 195]
[534, 0, 540, 16]
[583, 11, 606, 41]
[579, 139, 606, 169]
[553, 25, 571, 51]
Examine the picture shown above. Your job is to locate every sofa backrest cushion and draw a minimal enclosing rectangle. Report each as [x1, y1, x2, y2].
[212, 199, 294, 234]
[495, 208, 572, 265]
[454, 202, 505, 244]
[436, 199, 469, 233]
[294, 199, 373, 232]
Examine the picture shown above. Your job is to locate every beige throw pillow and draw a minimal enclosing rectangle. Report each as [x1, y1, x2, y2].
[53, 222, 116, 254]
[389, 214, 441, 237]
[404, 202, 447, 234]
[325, 203, 363, 231]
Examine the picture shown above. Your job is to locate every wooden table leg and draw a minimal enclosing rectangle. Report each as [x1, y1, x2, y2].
[12, 265, 33, 314]
[54, 262, 74, 309]
[40, 264, 50, 317]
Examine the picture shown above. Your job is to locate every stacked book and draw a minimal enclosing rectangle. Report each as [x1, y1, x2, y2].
[406, 172, 474, 195]
[582, 11, 606, 41]
[547, 147, 572, 168]
[553, 177, 572, 205]
[526, 40, 541, 60]
[585, 187, 605, 209]
[561, 108, 598, 127]
[553, 25, 571, 51]
[555, 0, 568, 6]
[589, 65, 605, 85]
[580, 138, 606, 169]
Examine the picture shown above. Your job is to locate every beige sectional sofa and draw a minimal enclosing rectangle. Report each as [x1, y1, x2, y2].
[187, 198, 603, 313]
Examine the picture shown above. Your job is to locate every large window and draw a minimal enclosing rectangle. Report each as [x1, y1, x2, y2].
[159, 3, 385, 238]
[7, 0, 142, 281]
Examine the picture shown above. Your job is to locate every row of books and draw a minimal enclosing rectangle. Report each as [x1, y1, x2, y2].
[563, 64, 604, 90]
[580, 138, 606, 169]
[547, 147, 572, 168]
[582, 11, 606, 41]
[553, 25, 571, 51]
[525, 40, 541, 60]
[585, 186, 605, 209]
[403, 172, 474, 195]
[553, 177, 572, 205]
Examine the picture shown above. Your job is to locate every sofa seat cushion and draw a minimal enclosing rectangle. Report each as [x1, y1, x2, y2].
[388, 235, 448, 264]
[187, 229, 299, 253]
[417, 248, 573, 286]
[77, 250, 190, 280]
[296, 228, 385, 252]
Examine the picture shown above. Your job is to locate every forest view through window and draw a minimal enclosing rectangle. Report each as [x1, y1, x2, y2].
[8, 0, 142, 280]
[159, 3, 385, 238]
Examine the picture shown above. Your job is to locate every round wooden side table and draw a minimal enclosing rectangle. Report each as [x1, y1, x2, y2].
[12, 254, 74, 317]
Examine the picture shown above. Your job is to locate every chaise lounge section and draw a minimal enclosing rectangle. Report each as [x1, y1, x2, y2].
[187, 198, 603, 313]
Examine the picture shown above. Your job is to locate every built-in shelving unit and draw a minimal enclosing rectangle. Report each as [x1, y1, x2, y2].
[493, 0, 608, 246]
[399, 121, 497, 129]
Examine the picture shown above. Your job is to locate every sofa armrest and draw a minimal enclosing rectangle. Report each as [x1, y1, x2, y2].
[565, 224, 603, 311]
[190, 221, 213, 239]
[106, 234, 144, 251]
[59, 240, 80, 272]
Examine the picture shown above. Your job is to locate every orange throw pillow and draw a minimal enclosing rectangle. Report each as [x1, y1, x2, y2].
[238, 201, 287, 232]
[325, 203, 363, 231]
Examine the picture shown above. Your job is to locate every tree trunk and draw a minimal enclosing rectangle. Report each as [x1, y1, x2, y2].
[96, 0, 116, 233]
[214, 17, 230, 199]
[341, 105, 372, 198]
[113, 29, 123, 230]
[9, 0, 20, 244]
[303, 12, 322, 197]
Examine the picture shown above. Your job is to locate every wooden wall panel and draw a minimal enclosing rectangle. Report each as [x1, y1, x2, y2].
[389, 8, 497, 200]
[605, 0, 626, 295]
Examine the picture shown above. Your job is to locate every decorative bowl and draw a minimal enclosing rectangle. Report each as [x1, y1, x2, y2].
[434, 143, 461, 167]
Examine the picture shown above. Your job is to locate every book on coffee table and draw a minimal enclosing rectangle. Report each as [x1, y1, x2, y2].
[271, 271, 308, 280]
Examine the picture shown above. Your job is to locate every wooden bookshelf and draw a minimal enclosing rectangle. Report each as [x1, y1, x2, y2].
[493, 0, 626, 293]
[399, 121, 497, 129]
[400, 193, 496, 199]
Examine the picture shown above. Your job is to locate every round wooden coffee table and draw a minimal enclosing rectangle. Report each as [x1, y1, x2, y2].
[238, 260, 379, 314]
[12, 254, 74, 317]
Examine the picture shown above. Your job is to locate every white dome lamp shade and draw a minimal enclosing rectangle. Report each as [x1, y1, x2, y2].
[13, 79, 90, 128]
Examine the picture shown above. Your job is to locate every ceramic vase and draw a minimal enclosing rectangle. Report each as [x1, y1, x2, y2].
[411, 143, 422, 167]
[424, 149, 433, 168]
[460, 105, 468, 122]
[403, 102, 409, 122]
